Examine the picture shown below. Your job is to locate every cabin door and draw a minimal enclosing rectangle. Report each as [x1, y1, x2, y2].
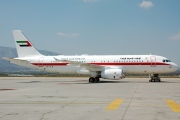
[150, 56, 156, 67]
[38, 57, 44, 67]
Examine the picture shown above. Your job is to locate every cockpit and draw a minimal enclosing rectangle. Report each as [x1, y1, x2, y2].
[162, 59, 171, 62]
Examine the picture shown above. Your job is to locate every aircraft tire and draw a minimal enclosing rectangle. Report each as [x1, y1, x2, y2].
[94, 77, 100, 83]
[89, 77, 95, 83]
[155, 79, 158, 82]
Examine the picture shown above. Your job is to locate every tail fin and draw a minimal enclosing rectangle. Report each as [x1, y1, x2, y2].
[13, 30, 43, 57]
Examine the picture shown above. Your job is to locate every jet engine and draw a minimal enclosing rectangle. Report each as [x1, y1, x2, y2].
[101, 69, 123, 80]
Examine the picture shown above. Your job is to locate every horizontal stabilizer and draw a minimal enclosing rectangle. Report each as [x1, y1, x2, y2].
[2, 57, 29, 64]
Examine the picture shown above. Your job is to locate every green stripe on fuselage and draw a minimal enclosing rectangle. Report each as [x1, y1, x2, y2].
[16, 41, 26, 43]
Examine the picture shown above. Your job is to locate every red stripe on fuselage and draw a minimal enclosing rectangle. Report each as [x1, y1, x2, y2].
[32, 63, 68, 66]
[91, 62, 169, 65]
[31, 62, 170, 67]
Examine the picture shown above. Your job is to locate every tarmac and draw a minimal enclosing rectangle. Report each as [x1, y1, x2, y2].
[0, 77, 180, 120]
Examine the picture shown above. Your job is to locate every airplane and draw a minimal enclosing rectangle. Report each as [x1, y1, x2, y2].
[3, 30, 179, 83]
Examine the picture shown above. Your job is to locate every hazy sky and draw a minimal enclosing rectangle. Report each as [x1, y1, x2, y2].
[0, 0, 180, 65]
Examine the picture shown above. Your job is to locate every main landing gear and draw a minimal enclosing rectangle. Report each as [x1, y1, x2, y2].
[149, 74, 161, 82]
[89, 77, 100, 83]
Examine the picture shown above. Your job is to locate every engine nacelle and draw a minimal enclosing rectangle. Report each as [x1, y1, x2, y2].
[101, 69, 123, 80]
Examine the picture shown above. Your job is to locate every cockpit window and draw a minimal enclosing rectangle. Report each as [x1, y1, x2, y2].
[167, 60, 171, 62]
[163, 59, 171, 62]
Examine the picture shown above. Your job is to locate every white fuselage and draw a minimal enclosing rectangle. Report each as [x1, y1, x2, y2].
[14, 55, 178, 75]
[5, 30, 179, 81]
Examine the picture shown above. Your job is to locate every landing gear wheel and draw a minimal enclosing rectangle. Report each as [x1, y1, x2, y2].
[155, 79, 160, 82]
[156, 78, 161, 82]
[94, 77, 100, 83]
[149, 74, 161, 82]
[89, 77, 95, 83]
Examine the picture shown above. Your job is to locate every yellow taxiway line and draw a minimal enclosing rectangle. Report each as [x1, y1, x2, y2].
[166, 100, 180, 112]
[106, 99, 123, 110]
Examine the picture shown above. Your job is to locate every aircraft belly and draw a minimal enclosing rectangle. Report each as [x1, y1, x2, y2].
[55, 66, 77, 74]
[125, 65, 171, 74]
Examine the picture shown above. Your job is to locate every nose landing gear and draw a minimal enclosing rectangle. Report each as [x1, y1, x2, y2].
[149, 74, 161, 82]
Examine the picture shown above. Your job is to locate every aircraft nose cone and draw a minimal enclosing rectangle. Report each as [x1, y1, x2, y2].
[172, 63, 179, 72]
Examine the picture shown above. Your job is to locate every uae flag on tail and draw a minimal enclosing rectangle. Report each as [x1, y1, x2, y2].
[16, 40, 32, 47]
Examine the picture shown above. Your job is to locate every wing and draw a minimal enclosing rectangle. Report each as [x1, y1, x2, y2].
[54, 57, 104, 71]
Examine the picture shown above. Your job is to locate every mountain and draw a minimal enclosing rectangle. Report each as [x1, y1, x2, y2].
[0, 46, 60, 73]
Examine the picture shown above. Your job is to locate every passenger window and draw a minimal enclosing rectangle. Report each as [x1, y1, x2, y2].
[166, 60, 168, 62]
[163, 60, 165, 62]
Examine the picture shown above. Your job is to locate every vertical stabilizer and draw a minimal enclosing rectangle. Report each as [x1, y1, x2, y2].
[13, 30, 43, 57]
